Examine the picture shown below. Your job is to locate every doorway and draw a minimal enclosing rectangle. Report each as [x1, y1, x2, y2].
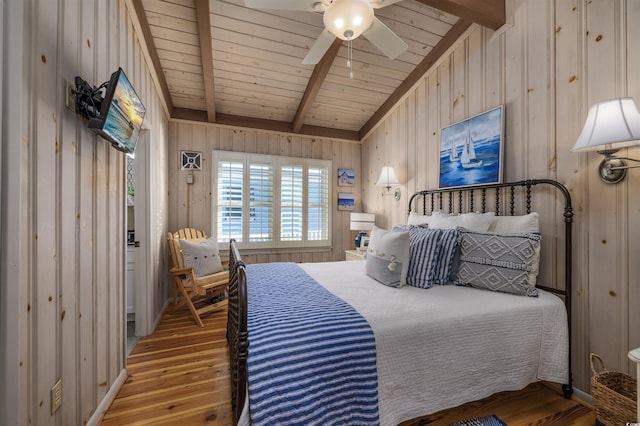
[126, 154, 138, 355]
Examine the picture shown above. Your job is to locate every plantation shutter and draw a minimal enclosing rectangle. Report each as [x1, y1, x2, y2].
[213, 151, 331, 249]
[248, 162, 273, 242]
[307, 165, 329, 241]
[280, 164, 304, 241]
[217, 160, 243, 242]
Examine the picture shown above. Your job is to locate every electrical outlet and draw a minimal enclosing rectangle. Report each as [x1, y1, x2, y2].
[51, 379, 62, 415]
[65, 80, 75, 111]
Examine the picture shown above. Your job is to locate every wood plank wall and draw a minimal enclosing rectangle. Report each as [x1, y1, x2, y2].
[0, 0, 169, 425]
[361, 0, 640, 393]
[168, 120, 361, 264]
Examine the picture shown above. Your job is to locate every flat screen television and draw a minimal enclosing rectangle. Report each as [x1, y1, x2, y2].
[88, 68, 146, 154]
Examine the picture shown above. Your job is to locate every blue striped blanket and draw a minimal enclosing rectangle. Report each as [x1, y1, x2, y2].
[246, 263, 379, 426]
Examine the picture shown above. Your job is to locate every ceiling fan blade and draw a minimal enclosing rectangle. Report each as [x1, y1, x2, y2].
[302, 29, 337, 64]
[244, 0, 323, 12]
[369, 0, 404, 9]
[362, 17, 408, 60]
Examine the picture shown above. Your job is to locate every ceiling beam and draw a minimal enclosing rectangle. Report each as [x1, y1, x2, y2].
[195, 0, 217, 123]
[172, 109, 359, 141]
[359, 18, 473, 139]
[292, 38, 343, 133]
[414, 0, 504, 30]
[218, 113, 360, 141]
[130, 0, 174, 114]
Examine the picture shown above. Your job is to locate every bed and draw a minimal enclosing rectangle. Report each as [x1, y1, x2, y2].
[226, 179, 574, 426]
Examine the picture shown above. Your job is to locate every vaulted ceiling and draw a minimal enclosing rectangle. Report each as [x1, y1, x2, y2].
[133, 0, 504, 141]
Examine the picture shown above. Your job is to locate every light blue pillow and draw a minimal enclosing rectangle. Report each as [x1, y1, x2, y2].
[405, 226, 442, 289]
[366, 226, 410, 288]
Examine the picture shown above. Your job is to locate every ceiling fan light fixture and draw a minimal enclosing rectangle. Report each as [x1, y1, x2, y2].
[323, 0, 374, 40]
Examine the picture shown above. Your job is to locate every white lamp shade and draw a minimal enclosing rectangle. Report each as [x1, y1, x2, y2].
[350, 212, 375, 231]
[376, 166, 400, 187]
[571, 97, 640, 152]
[323, 0, 374, 41]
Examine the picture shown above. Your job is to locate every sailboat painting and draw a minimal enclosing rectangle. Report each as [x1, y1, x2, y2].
[439, 106, 504, 189]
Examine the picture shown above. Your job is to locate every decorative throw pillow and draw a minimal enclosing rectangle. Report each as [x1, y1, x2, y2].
[366, 226, 410, 288]
[431, 228, 460, 285]
[487, 212, 539, 234]
[407, 212, 431, 226]
[392, 223, 427, 232]
[455, 229, 541, 297]
[179, 236, 223, 277]
[430, 211, 495, 232]
[405, 226, 443, 289]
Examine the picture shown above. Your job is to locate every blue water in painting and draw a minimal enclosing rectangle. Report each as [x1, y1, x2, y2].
[439, 136, 501, 188]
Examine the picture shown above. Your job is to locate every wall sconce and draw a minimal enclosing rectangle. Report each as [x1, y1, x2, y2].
[571, 97, 640, 183]
[376, 166, 401, 201]
[350, 212, 375, 250]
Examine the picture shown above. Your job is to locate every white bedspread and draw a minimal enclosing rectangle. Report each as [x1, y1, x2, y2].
[239, 260, 568, 426]
[301, 261, 568, 426]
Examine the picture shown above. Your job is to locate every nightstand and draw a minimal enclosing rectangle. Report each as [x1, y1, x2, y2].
[345, 250, 366, 261]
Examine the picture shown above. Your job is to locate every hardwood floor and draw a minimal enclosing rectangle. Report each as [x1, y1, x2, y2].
[100, 305, 232, 425]
[100, 302, 595, 425]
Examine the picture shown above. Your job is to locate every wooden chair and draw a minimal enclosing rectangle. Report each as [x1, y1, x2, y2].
[167, 228, 229, 327]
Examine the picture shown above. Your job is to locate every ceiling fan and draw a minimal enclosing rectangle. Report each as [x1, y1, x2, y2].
[244, 0, 409, 65]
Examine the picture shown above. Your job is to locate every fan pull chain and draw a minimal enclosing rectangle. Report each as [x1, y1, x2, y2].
[347, 39, 354, 80]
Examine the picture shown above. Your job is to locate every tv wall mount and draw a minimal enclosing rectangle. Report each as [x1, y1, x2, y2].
[73, 76, 108, 120]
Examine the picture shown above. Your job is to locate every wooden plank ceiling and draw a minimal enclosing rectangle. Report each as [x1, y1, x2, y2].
[135, 0, 504, 141]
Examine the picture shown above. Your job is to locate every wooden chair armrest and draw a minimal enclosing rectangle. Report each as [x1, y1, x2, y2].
[170, 266, 193, 276]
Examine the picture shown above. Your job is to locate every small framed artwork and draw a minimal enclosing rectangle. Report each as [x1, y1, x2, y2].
[181, 150, 202, 170]
[438, 105, 504, 189]
[359, 236, 370, 253]
[338, 168, 355, 186]
[337, 192, 355, 211]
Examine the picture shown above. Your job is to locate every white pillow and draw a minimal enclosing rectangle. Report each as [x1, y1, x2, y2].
[365, 226, 410, 288]
[429, 211, 495, 232]
[487, 212, 539, 234]
[408, 211, 431, 226]
[179, 236, 223, 277]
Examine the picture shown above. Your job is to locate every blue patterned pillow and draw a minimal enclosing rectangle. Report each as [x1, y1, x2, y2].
[405, 227, 442, 289]
[431, 228, 460, 285]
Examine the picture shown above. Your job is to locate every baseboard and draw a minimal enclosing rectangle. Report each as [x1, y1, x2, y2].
[571, 386, 593, 407]
[151, 298, 171, 333]
[86, 368, 127, 426]
[542, 381, 593, 407]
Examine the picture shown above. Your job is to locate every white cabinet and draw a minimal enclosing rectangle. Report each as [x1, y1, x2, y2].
[629, 348, 640, 422]
[127, 246, 135, 315]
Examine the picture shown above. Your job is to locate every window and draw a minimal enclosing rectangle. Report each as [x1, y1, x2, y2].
[213, 151, 332, 249]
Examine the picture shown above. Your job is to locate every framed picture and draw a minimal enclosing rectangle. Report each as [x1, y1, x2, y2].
[337, 168, 355, 186]
[337, 192, 355, 211]
[359, 236, 370, 253]
[438, 105, 504, 189]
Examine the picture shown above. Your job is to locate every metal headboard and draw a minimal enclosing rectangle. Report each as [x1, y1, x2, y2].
[409, 179, 573, 398]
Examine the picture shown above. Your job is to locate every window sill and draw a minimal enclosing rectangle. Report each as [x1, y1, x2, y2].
[220, 246, 332, 257]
